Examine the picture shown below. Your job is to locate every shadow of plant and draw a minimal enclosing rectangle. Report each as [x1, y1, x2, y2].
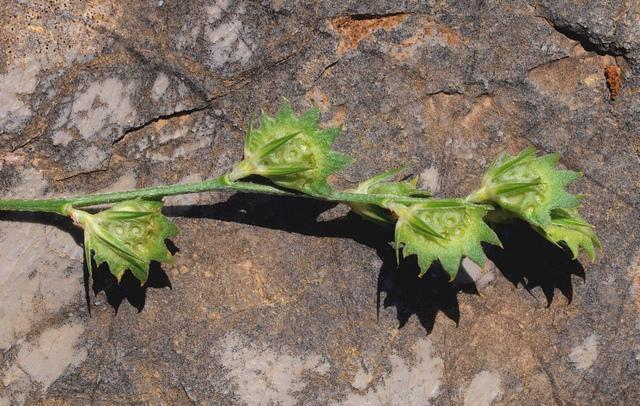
[87, 243, 176, 313]
[0, 210, 175, 314]
[376, 254, 479, 333]
[0, 193, 586, 328]
[485, 221, 585, 305]
[174, 193, 587, 331]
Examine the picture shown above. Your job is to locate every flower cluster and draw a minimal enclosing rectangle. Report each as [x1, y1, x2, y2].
[55, 103, 598, 286]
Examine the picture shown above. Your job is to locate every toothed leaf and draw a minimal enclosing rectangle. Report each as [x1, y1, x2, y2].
[388, 200, 501, 280]
[229, 101, 351, 195]
[73, 199, 178, 285]
[349, 168, 430, 224]
[468, 147, 581, 226]
[538, 208, 601, 261]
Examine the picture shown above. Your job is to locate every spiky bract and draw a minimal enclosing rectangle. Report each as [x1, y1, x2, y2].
[388, 200, 501, 279]
[538, 208, 601, 261]
[228, 101, 350, 195]
[468, 147, 581, 226]
[71, 199, 178, 285]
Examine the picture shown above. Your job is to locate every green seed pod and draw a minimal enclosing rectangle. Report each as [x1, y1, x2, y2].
[227, 101, 351, 195]
[387, 199, 502, 280]
[467, 147, 581, 226]
[70, 199, 179, 285]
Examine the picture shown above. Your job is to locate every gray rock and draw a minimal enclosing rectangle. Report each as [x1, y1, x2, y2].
[1, 1, 639, 404]
[459, 258, 497, 291]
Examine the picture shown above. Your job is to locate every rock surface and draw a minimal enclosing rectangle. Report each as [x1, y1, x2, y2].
[1, 0, 639, 404]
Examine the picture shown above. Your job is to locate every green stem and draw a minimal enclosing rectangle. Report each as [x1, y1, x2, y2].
[0, 175, 435, 216]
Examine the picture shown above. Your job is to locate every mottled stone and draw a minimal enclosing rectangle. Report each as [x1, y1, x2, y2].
[1, 0, 639, 404]
[463, 371, 503, 406]
[569, 334, 599, 371]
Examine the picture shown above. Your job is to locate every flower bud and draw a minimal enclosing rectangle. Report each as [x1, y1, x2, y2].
[348, 167, 429, 225]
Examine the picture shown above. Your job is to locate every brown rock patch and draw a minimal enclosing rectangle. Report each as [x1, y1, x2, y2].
[424, 18, 461, 46]
[528, 51, 619, 107]
[331, 14, 408, 55]
[388, 18, 462, 62]
[605, 65, 622, 100]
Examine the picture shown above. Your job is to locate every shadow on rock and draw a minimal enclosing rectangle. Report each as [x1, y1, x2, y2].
[0, 210, 83, 244]
[86, 240, 177, 313]
[485, 221, 585, 306]
[1, 194, 586, 320]
[173, 193, 473, 333]
[377, 254, 479, 333]
[0, 210, 176, 313]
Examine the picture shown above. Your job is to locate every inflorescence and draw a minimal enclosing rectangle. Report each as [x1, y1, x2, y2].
[0, 102, 600, 295]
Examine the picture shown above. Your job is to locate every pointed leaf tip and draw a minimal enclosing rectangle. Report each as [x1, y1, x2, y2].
[390, 200, 501, 279]
[72, 199, 179, 285]
[230, 101, 350, 195]
[470, 147, 583, 227]
[537, 208, 600, 262]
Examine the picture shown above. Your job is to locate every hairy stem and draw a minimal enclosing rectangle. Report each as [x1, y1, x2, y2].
[0, 175, 434, 215]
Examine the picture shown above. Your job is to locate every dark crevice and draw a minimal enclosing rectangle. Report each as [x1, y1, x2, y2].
[551, 23, 627, 57]
[526, 55, 571, 73]
[95, 26, 213, 102]
[111, 104, 211, 146]
[347, 12, 410, 21]
[54, 166, 110, 182]
[536, 355, 565, 405]
[425, 89, 465, 97]
[535, 13, 627, 58]
[313, 59, 340, 84]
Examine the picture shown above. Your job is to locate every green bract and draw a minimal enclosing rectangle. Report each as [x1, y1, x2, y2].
[70, 199, 178, 285]
[467, 147, 581, 226]
[387, 200, 502, 280]
[0, 102, 602, 313]
[227, 101, 351, 195]
[348, 167, 430, 224]
[538, 208, 601, 261]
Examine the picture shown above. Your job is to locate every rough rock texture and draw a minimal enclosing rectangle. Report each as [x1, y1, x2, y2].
[1, 0, 639, 404]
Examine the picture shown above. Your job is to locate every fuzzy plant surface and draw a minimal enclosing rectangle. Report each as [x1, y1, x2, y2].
[226, 102, 351, 195]
[69, 200, 179, 285]
[0, 102, 600, 303]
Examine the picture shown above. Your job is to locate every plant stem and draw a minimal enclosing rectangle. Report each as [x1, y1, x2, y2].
[0, 175, 436, 216]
